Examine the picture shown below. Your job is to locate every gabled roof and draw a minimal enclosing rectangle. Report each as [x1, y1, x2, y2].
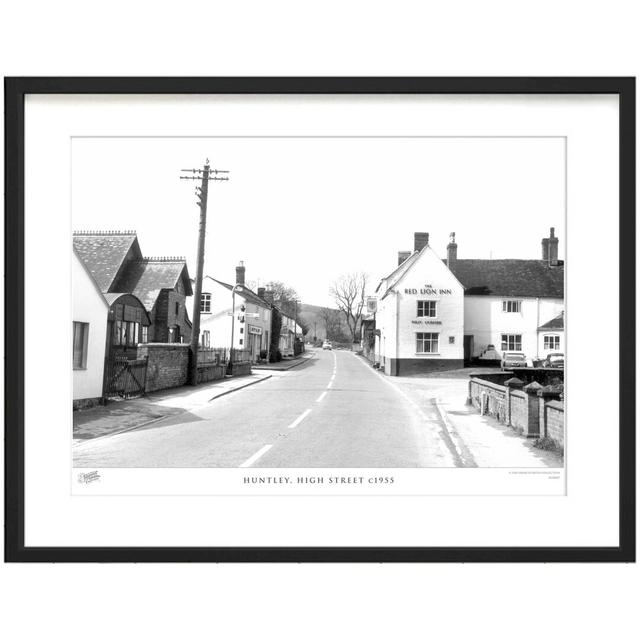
[103, 292, 152, 324]
[115, 259, 193, 311]
[449, 259, 564, 298]
[538, 311, 564, 331]
[206, 277, 272, 310]
[375, 251, 421, 293]
[73, 231, 140, 292]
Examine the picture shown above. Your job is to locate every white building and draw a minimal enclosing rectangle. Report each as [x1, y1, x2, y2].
[72, 248, 109, 406]
[373, 229, 564, 375]
[199, 262, 272, 363]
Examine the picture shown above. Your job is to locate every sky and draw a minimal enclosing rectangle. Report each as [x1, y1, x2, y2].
[72, 136, 565, 307]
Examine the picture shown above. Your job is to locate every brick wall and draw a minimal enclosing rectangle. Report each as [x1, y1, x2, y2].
[137, 343, 190, 392]
[197, 362, 226, 384]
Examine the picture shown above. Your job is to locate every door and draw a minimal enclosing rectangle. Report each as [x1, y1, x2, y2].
[464, 335, 474, 363]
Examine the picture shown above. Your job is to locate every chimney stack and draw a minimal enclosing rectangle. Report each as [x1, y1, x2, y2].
[414, 232, 429, 253]
[541, 227, 559, 265]
[263, 289, 275, 305]
[398, 251, 411, 266]
[257, 287, 265, 299]
[446, 232, 457, 268]
[548, 227, 559, 265]
[236, 261, 246, 286]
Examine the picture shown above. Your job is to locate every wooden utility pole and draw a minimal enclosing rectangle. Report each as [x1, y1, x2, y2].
[180, 160, 229, 385]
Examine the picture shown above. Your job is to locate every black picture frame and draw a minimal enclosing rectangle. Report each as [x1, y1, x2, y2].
[4, 77, 635, 563]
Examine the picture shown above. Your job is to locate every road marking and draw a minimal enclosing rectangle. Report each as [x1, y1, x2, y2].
[316, 391, 327, 403]
[326, 379, 333, 389]
[239, 444, 273, 468]
[288, 408, 312, 429]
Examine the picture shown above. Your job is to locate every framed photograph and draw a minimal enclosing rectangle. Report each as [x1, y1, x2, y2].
[5, 77, 635, 562]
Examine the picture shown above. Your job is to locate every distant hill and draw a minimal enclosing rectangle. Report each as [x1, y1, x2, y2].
[298, 303, 351, 343]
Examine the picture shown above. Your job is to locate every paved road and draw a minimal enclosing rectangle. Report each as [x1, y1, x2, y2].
[74, 349, 461, 468]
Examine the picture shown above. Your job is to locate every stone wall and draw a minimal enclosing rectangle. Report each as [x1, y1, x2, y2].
[137, 343, 190, 392]
[544, 400, 565, 447]
[468, 376, 564, 450]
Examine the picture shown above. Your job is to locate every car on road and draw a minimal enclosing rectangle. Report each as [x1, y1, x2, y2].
[501, 351, 528, 370]
[542, 352, 564, 368]
[322, 340, 332, 350]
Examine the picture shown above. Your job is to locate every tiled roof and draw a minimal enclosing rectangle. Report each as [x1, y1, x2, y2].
[72, 231, 139, 291]
[114, 260, 193, 311]
[209, 278, 272, 310]
[449, 259, 564, 298]
[538, 311, 564, 331]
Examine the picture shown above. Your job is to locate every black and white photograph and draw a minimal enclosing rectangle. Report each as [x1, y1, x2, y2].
[6, 78, 632, 561]
[71, 136, 566, 476]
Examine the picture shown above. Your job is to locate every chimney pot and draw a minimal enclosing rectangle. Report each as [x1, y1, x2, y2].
[414, 232, 429, 253]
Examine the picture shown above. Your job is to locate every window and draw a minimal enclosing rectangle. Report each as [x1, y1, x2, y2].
[501, 334, 522, 351]
[201, 293, 211, 313]
[543, 335, 560, 350]
[416, 332, 439, 353]
[417, 300, 437, 317]
[502, 300, 522, 313]
[141, 326, 148, 343]
[202, 330, 210, 348]
[449, 336, 455, 344]
[73, 322, 89, 369]
[175, 302, 180, 316]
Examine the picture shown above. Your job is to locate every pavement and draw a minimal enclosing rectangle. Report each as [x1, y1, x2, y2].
[72, 348, 563, 469]
[252, 351, 315, 371]
[73, 372, 272, 444]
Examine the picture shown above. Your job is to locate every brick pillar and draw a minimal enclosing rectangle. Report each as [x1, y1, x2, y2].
[504, 377, 524, 427]
[537, 385, 563, 439]
[523, 381, 543, 437]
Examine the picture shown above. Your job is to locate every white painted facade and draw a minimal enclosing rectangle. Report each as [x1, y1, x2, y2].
[376, 245, 465, 375]
[199, 276, 272, 362]
[279, 314, 304, 356]
[464, 296, 564, 359]
[72, 250, 109, 401]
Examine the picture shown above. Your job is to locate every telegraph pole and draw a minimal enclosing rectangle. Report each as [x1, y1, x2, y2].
[180, 160, 229, 385]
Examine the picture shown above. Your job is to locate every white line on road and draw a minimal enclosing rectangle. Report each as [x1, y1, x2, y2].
[326, 379, 333, 389]
[316, 391, 327, 403]
[239, 444, 273, 468]
[287, 408, 312, 429]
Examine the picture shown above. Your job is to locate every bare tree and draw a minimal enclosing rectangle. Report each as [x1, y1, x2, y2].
[329, 272, 368, 343]
[319, 306, 342, 341]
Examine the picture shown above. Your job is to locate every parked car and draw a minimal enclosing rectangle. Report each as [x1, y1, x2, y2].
[478, 344, 501, 362]
[322, 340, 332, 350]
[501, 351, 528, 369]
[543, 352, 564, 368]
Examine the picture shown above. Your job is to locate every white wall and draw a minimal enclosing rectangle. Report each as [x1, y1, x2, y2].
[377, 247, 464, 365]
[464, 296, 564, 358]
[72, 252, 108, 400]
[200, 277, 272, 360]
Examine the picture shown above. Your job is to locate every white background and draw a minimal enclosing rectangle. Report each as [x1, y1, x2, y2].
[1, 1, 638, 639]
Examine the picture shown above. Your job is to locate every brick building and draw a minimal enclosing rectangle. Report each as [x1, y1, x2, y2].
[73, 231, 193, 348]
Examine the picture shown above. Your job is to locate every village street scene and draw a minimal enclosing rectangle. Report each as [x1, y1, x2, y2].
[72, 139, 565, 469]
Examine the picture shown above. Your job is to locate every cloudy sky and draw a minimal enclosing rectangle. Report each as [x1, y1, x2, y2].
[72, 136, 565, 307]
